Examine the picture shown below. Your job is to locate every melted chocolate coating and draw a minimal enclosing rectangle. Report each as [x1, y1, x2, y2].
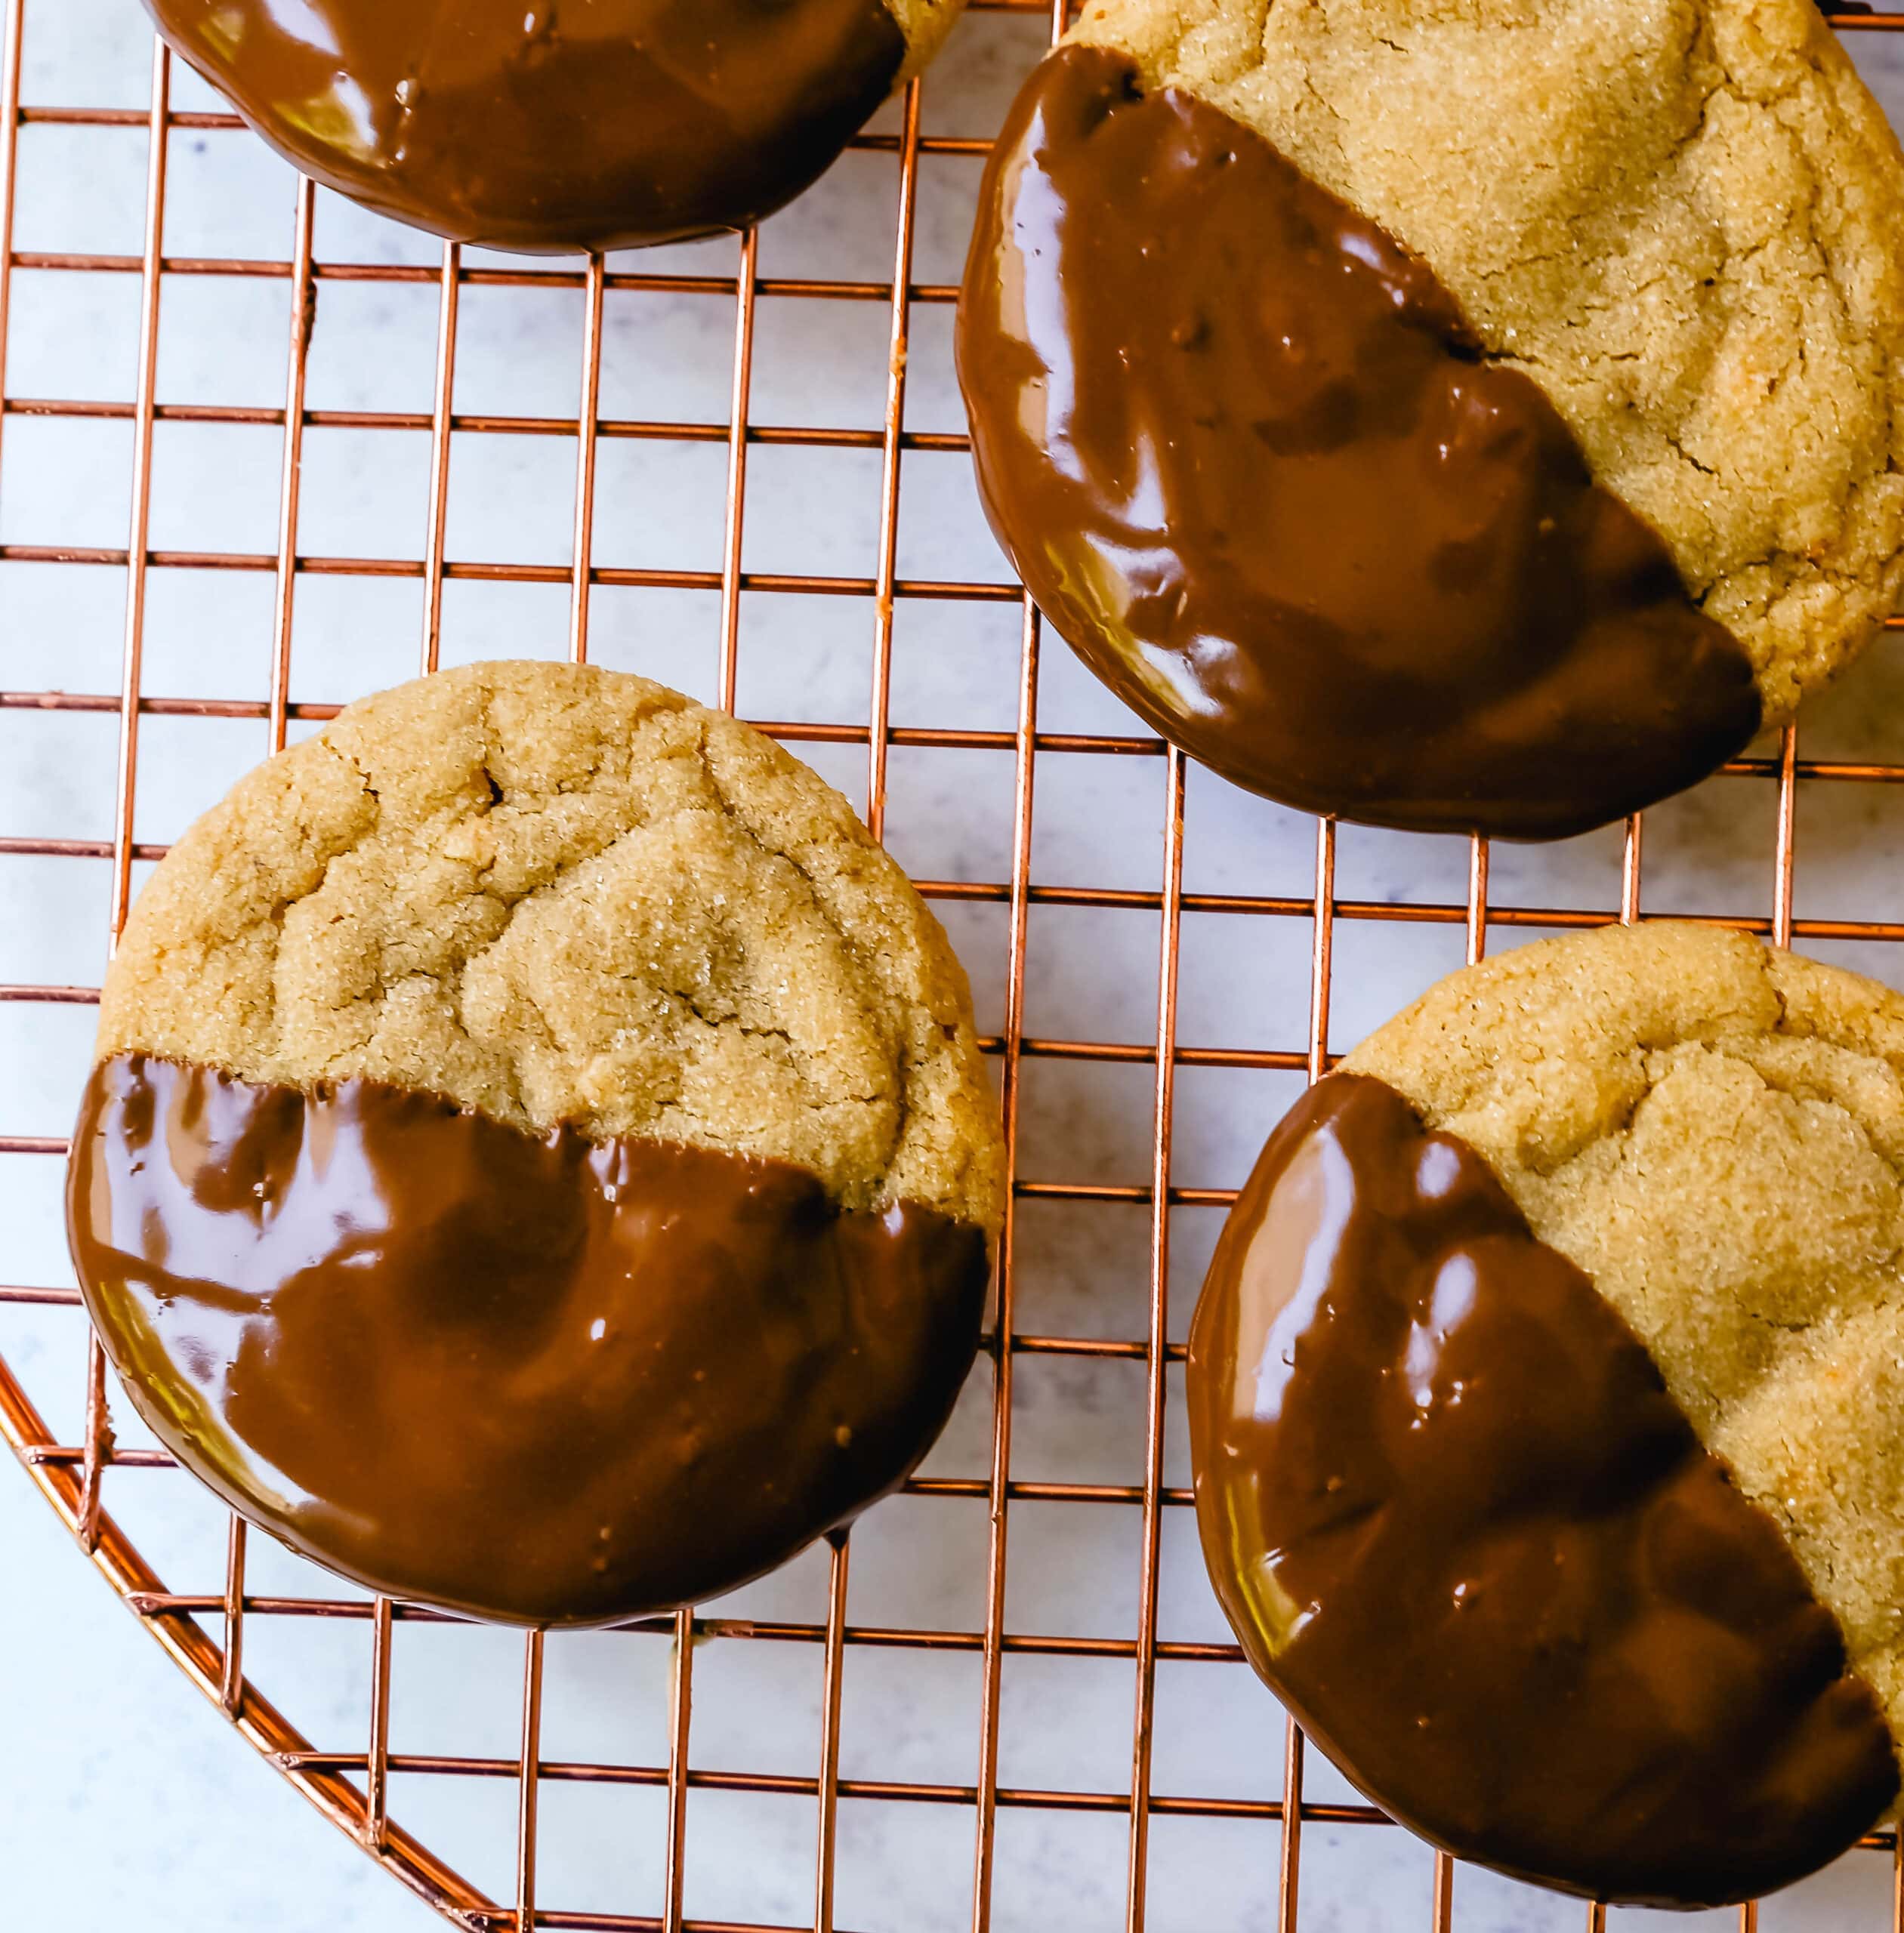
[68, 1055, 987, 1626]
[143, 0, 907, 252]
[956, 48, 1762, 840]
[1187, 1072, 1897, 1907]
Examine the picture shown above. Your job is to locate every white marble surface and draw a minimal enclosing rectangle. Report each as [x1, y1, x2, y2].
[6, 5, 1904, 1930]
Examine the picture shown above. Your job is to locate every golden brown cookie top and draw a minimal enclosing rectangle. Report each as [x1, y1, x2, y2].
[1346, 921, 1904, 1764]
[97, 660, 1004, 1234]
[1070, 0, 1904, 720]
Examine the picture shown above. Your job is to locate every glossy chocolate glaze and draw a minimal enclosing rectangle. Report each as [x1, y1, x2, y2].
[1187, 1072, 1897, 1906]
[67, 1054, 987, 1626]
[143, 0, 908, 252]
[956, 47, 1761, 840]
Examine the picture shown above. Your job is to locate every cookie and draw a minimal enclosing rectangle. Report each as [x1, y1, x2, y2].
[957, 0, 1904, 839]
[1188, 922, 1904, 1903]
[67, 661, 1004, 1626]
[144, 0, 965, 252]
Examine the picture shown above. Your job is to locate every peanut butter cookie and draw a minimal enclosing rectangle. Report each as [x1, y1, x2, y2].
[69, 661, 1002, 1626]
[1190, 922, 1904, 1902]
[959, 0, 1904, 837]
[144, 0, 967, 251]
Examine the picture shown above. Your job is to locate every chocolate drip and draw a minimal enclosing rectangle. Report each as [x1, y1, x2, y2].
[143, 0, 907, 252]
[956, 47, 1761, 840]
[1187, 1072, 1897, 1906]
[68, 1055, 987, 1626]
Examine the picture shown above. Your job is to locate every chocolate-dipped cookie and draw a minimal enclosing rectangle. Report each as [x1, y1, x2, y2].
[1188, 922, 1904, 1904]
[957, 2, 1904, 839]
[143, 0, 964, 252]
[66, 661, 1003, 1626]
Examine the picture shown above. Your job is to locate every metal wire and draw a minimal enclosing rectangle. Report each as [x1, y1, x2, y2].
[3, 2, 1902, 1929]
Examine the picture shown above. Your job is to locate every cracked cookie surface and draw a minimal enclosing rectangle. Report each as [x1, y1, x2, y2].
[97, 659, 1004, 1231]
[1347, 920, 1904, 1768]
[1070, 0, 1904, 718]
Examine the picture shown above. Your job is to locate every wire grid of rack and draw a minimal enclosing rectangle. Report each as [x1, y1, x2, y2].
[5, 1, 1904, 1928]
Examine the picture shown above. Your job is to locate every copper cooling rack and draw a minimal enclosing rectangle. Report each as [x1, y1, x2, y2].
[6, 2, 1904, 1928]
